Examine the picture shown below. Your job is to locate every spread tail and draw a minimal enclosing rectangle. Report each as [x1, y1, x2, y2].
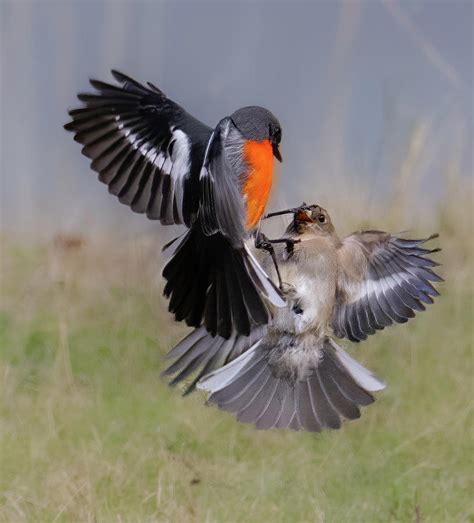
[162, 325, 266, 395]
[198, 337, 385, 432]
[162, 229, 284, 339]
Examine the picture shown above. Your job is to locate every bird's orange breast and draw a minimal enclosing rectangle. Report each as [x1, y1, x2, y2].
[242, 140, 274, 230]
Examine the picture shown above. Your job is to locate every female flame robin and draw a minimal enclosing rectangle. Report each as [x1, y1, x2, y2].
[164, 205, 441, 432]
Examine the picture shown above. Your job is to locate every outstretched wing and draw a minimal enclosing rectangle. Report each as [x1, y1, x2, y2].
[332, 231, 442, 342]
[64, 70, 212, 226]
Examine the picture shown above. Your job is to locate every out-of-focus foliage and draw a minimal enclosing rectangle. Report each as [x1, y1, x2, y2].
[1, 172, 472, 521]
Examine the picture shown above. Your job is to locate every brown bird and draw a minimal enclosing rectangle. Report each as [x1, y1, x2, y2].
[164, 204, 441, 432]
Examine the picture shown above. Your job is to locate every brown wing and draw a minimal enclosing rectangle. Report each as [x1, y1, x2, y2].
[332, 231, 442, 342]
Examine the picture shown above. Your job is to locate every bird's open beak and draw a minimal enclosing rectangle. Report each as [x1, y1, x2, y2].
[272, 143, 283, 162]
[296, 210, 314, 223]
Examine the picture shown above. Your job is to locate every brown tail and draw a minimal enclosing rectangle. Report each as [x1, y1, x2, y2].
[198, 337, 385, 432]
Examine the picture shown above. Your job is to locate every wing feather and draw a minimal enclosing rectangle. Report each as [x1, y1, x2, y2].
[65, 71, 212, 226]
[332, 232, 441, 341]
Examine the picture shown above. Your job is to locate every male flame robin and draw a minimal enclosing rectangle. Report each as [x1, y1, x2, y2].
[64, 71, 285, 339]
[164, 204, 441, 432]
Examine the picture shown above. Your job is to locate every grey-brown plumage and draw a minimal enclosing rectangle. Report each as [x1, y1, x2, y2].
[165, 204, 441, 432]
[199, 336, 379, 431]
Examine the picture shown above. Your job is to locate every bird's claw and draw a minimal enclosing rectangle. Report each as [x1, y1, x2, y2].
[254, 232, 286, 290]
[254, 231, 272, 251]
[284, 238, 301, 256]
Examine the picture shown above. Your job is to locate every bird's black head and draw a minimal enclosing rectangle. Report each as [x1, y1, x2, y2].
[230, 106, 282, 162]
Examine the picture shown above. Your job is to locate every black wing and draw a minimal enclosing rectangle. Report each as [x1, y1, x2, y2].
[332, 231, 442, 342]
[64, 70, 212, 226]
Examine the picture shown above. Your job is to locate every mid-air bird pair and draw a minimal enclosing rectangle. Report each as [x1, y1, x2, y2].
[65, 71, 441, 432]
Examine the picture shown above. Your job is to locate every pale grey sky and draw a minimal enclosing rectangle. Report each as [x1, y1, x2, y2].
[1, 0, 472, 237]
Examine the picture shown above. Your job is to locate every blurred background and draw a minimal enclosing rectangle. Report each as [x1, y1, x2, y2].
[1, 1, 473, 521]
[1, 0, 472, 238]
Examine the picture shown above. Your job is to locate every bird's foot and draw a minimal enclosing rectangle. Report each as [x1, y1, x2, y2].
[283, 238, 301, 257]
[254, 231, 273, 252]
[254, 232, 284, 289]
[261, 237, 301, 257]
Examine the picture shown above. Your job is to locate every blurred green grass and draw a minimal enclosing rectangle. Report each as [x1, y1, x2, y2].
[1, 177, 473, 522]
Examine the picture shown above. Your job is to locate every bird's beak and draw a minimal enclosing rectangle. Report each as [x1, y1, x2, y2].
[272, 143, 283, 162]
[296, 210, 314, 223]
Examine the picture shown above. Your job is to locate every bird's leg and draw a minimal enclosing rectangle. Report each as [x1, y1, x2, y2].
[263, 202, 310, 220]
[266, 237, 301, 257]
[254, 231, 284, 289]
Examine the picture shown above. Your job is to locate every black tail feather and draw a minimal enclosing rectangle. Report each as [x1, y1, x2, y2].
[163, 229, 274, 338]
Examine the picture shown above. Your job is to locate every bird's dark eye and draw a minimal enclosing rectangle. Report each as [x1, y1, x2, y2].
[271, 126, 281, 144]
[318, 214, 326, 223]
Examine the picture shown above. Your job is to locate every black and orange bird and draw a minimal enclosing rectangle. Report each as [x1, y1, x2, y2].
[64, 70, 285, 339]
